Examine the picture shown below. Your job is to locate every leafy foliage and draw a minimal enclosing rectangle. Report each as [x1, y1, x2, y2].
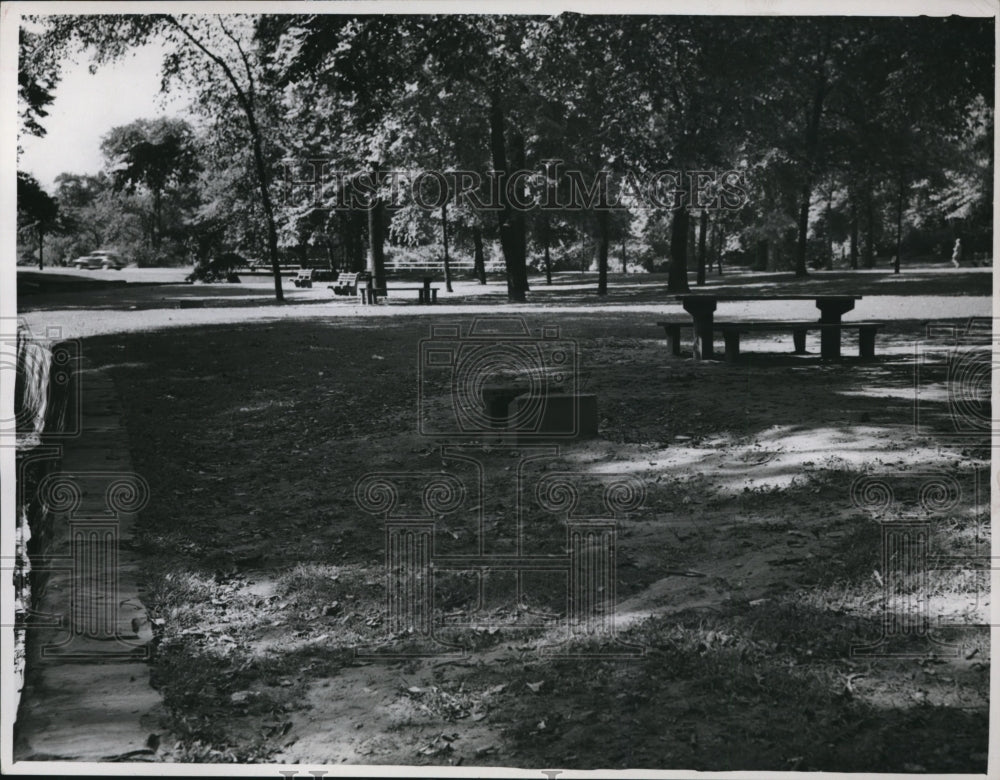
[19, 14, 995, 283]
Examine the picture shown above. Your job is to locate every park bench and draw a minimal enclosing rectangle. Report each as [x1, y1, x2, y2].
[329, 272, 363, 297]
[656, 319, 884, 361]
[331, 273, 440, 305]
[672, 294, 866, 360]
[364, 276, 440, 305]
[294, 269, 334, 288]
[389, 277, 439, 304]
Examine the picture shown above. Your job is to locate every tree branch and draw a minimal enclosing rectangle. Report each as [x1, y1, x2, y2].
[162, 14, 253, 120]
[217, 16, 256, 108]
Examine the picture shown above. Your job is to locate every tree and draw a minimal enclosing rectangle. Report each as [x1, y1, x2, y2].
[18, 27, 60, 151]
[17, 172, 60, 269]
[101, 118, 201, 253]
[36, 14, 288, 299]
[626, 17, 757, 291]
[274, 15, 542, 301]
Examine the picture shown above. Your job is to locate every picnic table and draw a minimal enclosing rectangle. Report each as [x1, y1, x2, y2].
[673, 294, 863, 360]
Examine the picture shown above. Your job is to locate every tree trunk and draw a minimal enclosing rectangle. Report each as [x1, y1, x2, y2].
[825, 191, 835, 269]
[863, 178, 875, 269]
[37, 226, 43, 270]
[153, 187, 162, 252]
[163, 14, 283, 300]
[248, 118, 283, 301]
[849, 187, 859, 270]
[541, 216, 552, 285]
[509, 130, 529, 297]
[472, 226, 486, 284]
[794, 193, 811, 278]
[715, 225, 724, 274]
[756, 238, 769, 272]
[696, 209, 708, 286]
[794, 66, 827, 278]
[894, 177, 904, 275]
[352, 210, 365, 272]
[441, 202, 453, 293]
[597, 210, 609, 296]
[489, 93, 528, 302]
[367, 198, 385, 289]
[621, 235, 627, 274]
[667, 207, 690, 292]
[688, 215, 697, 269]
[367, 164, 387, 291]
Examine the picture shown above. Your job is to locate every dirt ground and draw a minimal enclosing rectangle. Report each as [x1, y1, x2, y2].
[18, 269, 992, 771]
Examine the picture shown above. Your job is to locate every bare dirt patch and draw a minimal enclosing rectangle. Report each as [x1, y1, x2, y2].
[77, 310, 989, 770]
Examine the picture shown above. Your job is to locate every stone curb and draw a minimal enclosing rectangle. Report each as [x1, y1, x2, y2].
[14, 360, 168, 762]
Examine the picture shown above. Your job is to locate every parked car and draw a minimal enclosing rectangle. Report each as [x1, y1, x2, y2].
[70, 251, 125, 270]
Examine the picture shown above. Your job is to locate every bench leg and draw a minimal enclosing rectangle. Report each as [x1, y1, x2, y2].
[817, 300, 854, 360]
[662, 324, 682, 357]
[792, 328, 807, 354]
[682, 299, 716, 360]
[723, 331, 740, 362]
[430, 290, 438, 304]
[418, 289, 426, 304]
[819, 326, 841, 359]
[859, 326, 877, 359]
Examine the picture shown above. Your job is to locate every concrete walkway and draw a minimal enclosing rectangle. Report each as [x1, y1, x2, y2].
[14, 360, 167, 762]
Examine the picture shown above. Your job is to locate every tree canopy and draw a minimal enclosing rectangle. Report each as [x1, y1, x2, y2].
[19, 13, 994, 289]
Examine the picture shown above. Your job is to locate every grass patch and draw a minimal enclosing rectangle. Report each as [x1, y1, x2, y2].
[76, 313, 989, 769]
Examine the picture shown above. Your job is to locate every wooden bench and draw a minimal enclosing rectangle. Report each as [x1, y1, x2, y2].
[293, 269, 315, 288]
[385, 286, 439, 304]
[657, 320, 884, 361]
[331, 274, 440, 305]
[367, 277, 440, 305]
[328, 272, 381, 303]
[673, 294, 862, 360]
[329, 272, 360, 296]
[656, 320, 688, 357]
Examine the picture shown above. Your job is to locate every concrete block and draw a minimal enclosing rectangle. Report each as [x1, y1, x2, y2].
[508, 392, 598, 440]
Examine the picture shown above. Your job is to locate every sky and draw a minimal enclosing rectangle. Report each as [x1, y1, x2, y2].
[19, 42, 192, 191]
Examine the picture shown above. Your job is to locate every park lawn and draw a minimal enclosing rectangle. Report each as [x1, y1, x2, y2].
[80, 310, 989, 770]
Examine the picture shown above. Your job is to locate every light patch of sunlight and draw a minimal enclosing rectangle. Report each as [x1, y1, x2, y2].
[90, 361, 149, 371]
[838, 385, 931, 402]
[840, 380, 955, 403]
[929, 592, 990, 625]
[577, 425, 954, 495]
[234, 399, 297, 413]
